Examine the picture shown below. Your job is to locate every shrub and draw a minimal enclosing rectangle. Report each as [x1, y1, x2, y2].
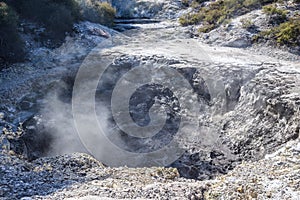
[198, 24, 215, 33]
[0, 2, 17, 27]
[51, 0, 81, 20]
[79, 1, 116, 27]
[275, 18, 300, 46]
[179, 13, 202, 26]
[181, 0, 190, 7]
[179, 0, 278, 32]
[262, 4, 288, 17]
[256, 17, 300, 46]
[0, 0, 116, 64]
[5, 0, 81, 44]
[262, 4, 288, 25]
[0, 2, 24, 64]
[195, 0, 208, 2]
[46, 4, 75, 41]
[93, 2, 116, 27]
[241, 18, 254, 29]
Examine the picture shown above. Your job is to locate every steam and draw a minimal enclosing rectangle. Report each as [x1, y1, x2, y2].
[36, 30, 228, 166]
[40, 80, 112, 157]
[40, 87, 84, 155]
[38, 59, 232, 167]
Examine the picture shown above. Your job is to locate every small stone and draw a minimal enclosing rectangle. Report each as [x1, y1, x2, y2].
[293, 143, 300, 152]
[189, 194, 198, 200]
[266, 191, 272, 198]
[0, 112, 5, 119]
[237, 186, 244, 193]
[250, 191, 258, 198]
[20, 197, 32, 200]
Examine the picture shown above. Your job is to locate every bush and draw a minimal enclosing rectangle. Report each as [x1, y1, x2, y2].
[0, 2, 24, 64]
[198, 24, 215, 33]
[181, 0, 190, 7]
[262, 4, 288, 17]
[5, 0, 81, 44]
[51, 0, 81, 20]
[0, 0, 115, 64]
[241, 18, 254, 29]
[179, 0, 278, 32]
[93, 2, 116, 27]
[256, 17, 300, 46]
[263, 4, 287, 16]
[262, 4, 288, 25]
[78, 1, 116, 27]
[275, 18, 300, 46]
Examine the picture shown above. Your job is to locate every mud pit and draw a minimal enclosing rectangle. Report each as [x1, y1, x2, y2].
[1, 20, 300, 182]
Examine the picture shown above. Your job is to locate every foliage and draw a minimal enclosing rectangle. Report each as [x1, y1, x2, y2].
[251, 1, 299, 47]
[73, 0, 116, 27]
[262, 4, 288, 16]
[240, 18, 254, 29]
[0, 2, 24, 64]
[269, 17, 300, 46]
[256, 17, 300, 46]
[5, 0, 81, 43]
[198, 24, 215, 33]
[0, 1, 17, 26]
[181, 0, 190, 7]
[273, 18, 300, 46]
[263, 4, 288, 25]
[93, 2, 116, 27]
[263, 4, 288, 22]
[179, 0, 278, 32]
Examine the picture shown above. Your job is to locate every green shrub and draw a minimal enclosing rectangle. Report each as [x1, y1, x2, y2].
[0, 2, 17, 26]
[0, 2, 24, 64]
[255, 17, 300, 46]
[46, 4, 75, 40]
[241, 18, 254, 29]
[262, 4, 288, 25]
[275, 18, 300, 46]
[79, 1, 116, 27]
[5, 0, 81, 44]
[51, 0, 81, 20]
[183, 0, 208, 7]
[181, 0, 190, 7]
[0, 0, 115, 64]
[198, 24, 215, 33]
[262, 4, 288, 16]
[93, 2, 116, 27]
[179, 13, 202, 26]
[179, 0, 278, 31]
[242, 0, 276, 9]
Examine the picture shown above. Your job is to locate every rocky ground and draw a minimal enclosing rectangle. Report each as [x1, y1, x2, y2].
[1, 138, 299, 199]
[1, 0, 300, 199]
